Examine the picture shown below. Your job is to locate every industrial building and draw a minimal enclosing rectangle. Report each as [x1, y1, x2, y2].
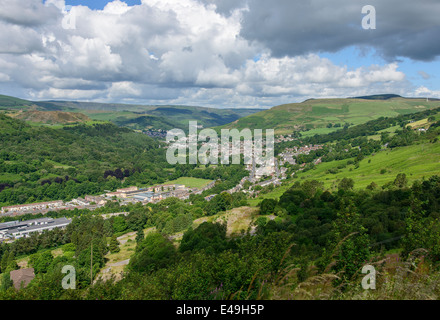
[0, 217, 72, 241]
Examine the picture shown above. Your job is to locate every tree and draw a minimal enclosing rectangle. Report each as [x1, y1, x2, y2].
[331, 210, 370, 287]
[32, 251, 54, 274]
[243, 180, 252, 190]
[103, 220, 113, 237]
[112, 216, 127, 234]
[393, 173, 408, 188]
[402, 203, 440, 262]
[366, 181, 378, 190]
[254, 217, 268, 230]
[0, 273, 12, 292]
[301, 180, 324, 198]
[179, 222, 228, 254]
[129, 233, 177, 273]
[333, 230, 370, 286]
[109, 236, 120, 254]
[259, 198, 278, 215]
[338, 178, 354, 192]
[205, 192, 233, 216]
[135, 228, 144, 243]
[1, 251, 8, 273]
[6, 251, 18, 271]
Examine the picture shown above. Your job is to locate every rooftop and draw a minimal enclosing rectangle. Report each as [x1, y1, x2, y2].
[10, 268, 35, 290]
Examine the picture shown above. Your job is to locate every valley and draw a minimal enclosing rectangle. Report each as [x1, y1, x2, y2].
[0, 94, 440, 301]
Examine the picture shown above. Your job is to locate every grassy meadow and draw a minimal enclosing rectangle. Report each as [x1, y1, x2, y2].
[296, 141, 440, 190]
[218, 97, 440, 135]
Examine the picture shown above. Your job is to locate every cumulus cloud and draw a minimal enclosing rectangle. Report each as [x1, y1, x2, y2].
[0, 0, 436, 107]
[413, 86, 440, 99]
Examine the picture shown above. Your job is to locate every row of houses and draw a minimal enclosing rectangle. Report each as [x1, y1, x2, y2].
[0, 200, 64, 216]
[278, 144, 324, 166]
[0, 217, 72, 241]
[0, 197, 106, 218]
[0, 181, 216, 218]
[105, 184, 188, 199]
[275, 134, 297, 143]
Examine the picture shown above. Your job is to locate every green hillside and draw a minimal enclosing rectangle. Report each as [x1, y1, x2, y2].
[218, 96, 440, 135]
[250, 108, 440, 207]
[0, 94, 33, 109]
[295, 141, 440, 190]
[31, 99, 262, 131]
[0, 94, 263, 132]
[251, 140, 440, 205]
[0, 113, 172, 207]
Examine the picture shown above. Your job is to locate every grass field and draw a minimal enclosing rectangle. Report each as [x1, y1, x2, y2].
[294, 141, 440, 190]
[247, 183, 295, 207]
[0, 172, 22, 182]
[45, 159, 74, 169]
[160, 177, 213, 189]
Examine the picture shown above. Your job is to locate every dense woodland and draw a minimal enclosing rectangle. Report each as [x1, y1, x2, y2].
[0, 114, 247, 206]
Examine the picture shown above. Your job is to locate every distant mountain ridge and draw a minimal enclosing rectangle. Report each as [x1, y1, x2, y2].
[217, 95, 440, 135]
[352, 94, 402, 100]
[351, 94, 440, 101]
[0, 94, 263, 131]
[3, 93, 440, 134]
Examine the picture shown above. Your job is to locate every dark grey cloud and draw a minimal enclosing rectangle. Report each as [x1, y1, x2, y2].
[238, 0, 440, 61]
[0, 0, 60, 26]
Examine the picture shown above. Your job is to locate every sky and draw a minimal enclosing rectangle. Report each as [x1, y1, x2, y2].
[0, 0, 439, 108]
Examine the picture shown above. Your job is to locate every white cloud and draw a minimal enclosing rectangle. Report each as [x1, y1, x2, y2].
[240, 54, 406, 97]
[0, 0, 434, 107]
[413, 86, 440, 98]
[108, 81, 141, 98]
[102, 0, 132, 15]
[33, 87, 104, 100]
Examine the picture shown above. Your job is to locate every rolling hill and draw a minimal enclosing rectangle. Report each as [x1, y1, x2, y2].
[11, 110, 91, 125]
[31, 99, 263, 131]
[217, 95, 440, 135]
[0, 94, 34, 109]
[0, 94, 263, 132]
